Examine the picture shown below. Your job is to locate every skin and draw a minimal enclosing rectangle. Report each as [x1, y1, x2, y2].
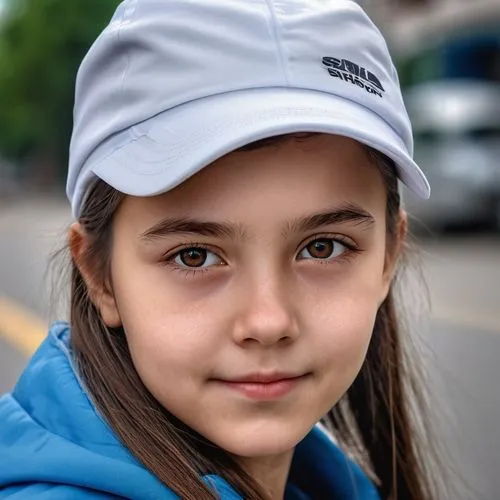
[71, 134, 406, 499]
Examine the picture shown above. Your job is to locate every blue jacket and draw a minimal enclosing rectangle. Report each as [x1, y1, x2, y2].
[0, 322, 380, 499]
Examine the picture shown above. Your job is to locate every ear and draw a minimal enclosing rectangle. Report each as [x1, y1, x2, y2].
[379, 209, 408, 305]
[68, 222, 122, 328]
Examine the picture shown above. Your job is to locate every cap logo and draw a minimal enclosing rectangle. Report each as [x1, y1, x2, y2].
[322, 57, 385, 98]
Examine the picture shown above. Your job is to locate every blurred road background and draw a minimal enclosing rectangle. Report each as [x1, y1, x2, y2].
[0, 0, 499, 498]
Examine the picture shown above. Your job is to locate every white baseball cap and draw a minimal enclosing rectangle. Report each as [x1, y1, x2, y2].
[67, 0, 430, 218]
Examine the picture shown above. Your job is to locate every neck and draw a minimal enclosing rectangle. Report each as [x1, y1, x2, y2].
[236, 450, 294, 499]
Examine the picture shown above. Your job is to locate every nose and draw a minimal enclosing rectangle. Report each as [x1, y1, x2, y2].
[232, 274, 300, 347]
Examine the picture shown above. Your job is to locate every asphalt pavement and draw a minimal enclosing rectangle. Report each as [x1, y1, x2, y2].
[0, 195, 499, 499]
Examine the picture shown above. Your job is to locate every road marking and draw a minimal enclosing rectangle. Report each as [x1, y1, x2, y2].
[0, 297, 46, 356]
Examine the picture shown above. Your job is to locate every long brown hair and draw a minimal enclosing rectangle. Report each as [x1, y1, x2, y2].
[62, 134, 444, 499]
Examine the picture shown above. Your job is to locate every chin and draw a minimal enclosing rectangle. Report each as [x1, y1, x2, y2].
[211, 419, 311, 458]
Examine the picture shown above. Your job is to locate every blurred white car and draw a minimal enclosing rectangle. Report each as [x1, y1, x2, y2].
[403, 80, 500, 232]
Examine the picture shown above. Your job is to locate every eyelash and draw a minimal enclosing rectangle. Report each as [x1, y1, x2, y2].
[161, 235, 361, 278]
[160, 243, 216, 278]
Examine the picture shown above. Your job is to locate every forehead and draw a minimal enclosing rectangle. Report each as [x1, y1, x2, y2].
[118, 134, 387, 224]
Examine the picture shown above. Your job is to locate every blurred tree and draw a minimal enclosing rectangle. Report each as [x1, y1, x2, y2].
[0, 0, 119, 185]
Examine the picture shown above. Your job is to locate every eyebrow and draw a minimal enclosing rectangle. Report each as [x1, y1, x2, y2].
[140, 217, 246, 242]
[283, 202, 375, 238]
[139, 203, 375, 242]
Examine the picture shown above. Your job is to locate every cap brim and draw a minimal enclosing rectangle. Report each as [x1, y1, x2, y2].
[88, 87, 429, 210]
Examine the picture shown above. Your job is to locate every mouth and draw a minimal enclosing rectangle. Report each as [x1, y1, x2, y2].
[214, 372, 310, 400]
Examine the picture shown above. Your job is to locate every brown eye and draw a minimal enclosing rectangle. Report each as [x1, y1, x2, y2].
[178, 248, 207, 267]
[173, 247, 222, 268]
[307, 240, 334, 258]
[298, 239, 346, 260]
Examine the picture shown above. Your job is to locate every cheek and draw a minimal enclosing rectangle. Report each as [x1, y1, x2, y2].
[119, 299, 224, 379]
[312, 293, 377, 365]
[109, 257, 227, 392]
[118, 305, 224, 414]
[303, 259, 385, 384]
[303, 295, 377, 417]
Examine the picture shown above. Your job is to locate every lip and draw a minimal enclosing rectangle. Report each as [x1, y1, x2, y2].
[215, 372, 309, 400]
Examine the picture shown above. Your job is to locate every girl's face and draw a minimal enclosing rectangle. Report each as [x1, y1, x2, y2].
[98, 134, 400, 459]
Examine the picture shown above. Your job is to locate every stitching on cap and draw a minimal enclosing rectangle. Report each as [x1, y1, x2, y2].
[116, 0, 138, 137]
[264, 0, 292, 86]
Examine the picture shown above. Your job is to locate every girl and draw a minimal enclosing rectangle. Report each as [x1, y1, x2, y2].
[0, 0, 442, 498]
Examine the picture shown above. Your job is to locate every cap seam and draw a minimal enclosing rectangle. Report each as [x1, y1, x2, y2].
[264, 0, 292, 86]
[115, 0, 137, 139]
